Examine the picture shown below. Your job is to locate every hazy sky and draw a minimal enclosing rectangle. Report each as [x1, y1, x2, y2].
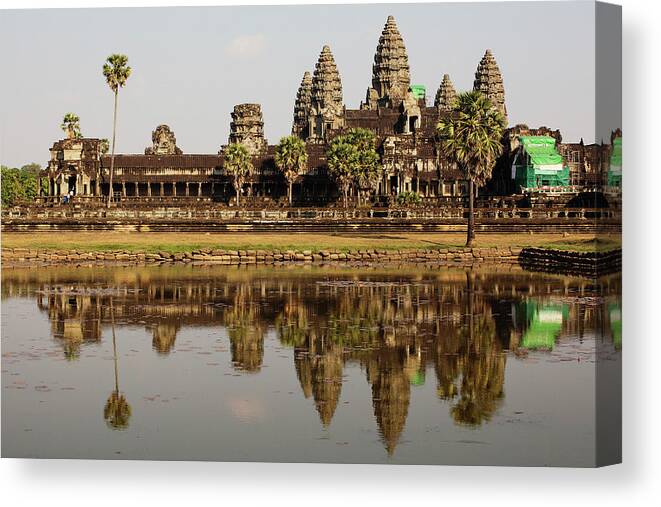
[0, 1, 596, 167]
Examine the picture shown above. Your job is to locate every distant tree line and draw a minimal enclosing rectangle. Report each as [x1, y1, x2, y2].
[1, 163, 44, 206]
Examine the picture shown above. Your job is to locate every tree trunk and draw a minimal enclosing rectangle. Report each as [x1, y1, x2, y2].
[466, 179, 475, 247]
[107, 90, 118, 208]
[289, 181, 293, 206]
[343, 186, 348, 208]
[236, 185, 240, 206]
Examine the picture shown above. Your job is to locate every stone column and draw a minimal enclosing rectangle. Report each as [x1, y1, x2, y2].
[173, 183, 177, 197]
[185, 182, 190, 197]
[148, 183, 152, 197]
[122, 182, 126, 197]
[198, 183, 202, 197]
[160, 183, 164, 197]
[135, 182, 140, 197]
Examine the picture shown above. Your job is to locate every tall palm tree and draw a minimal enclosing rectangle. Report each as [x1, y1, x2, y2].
[275, 135, 308, 206]
[223, 143, 254, 206]
[102, 54, 131, 208]
[60, 113, 82, 139]
[437, 91, 505, 247]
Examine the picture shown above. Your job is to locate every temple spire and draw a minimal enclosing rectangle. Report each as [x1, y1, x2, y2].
[309, 45, 344, 139]
[365, 15, 411, 109]
[292, 71, 312, 138]
[473, 49, 507, 123]
[435, 74, 457, 111]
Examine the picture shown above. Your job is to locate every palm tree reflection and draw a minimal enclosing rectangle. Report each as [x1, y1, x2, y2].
[104, 298, 131, 430]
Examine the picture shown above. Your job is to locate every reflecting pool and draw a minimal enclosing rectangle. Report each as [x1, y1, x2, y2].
[1, 265, 621, 466]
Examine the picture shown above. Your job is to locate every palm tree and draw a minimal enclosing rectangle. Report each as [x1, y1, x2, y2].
[223, 143, 254, 206]
[327, 137, 359, 208]
[437, 91, 505, 247]
[102, 54, 131, 208]
[327, 128, 380, 208]
[346, 128, 380, 206]
[60, 113, 82, 139]
[275, 135, 308, 206]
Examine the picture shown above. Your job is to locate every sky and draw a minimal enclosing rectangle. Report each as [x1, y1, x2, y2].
[0, 1, 597, 168]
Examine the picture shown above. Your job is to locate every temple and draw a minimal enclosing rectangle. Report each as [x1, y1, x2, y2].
[39, 15, 620, 206]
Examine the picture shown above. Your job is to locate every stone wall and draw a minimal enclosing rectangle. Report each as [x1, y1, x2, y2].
[1, 246, 622, 277]
[518, 248, 622, 277]
[2, 246, 522, 267]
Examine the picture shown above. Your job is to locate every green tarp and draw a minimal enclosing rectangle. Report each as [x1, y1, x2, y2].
[519, 136, 564, 167]
[610, 137, 622, 168]
[410, 84, 426, 100]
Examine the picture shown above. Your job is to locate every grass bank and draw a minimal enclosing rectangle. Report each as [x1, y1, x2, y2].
[1, 231, 621, 254]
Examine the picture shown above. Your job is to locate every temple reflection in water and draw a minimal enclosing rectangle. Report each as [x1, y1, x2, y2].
[3, 266, 621, 455]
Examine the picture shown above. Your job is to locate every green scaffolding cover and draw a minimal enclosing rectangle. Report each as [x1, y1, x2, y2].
[410, 84, 426, 100]
[610, 137, 622, 168]
[519, 136, 564, 167]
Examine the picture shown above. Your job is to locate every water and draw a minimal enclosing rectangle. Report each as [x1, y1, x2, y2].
[1, 264, 621, 466]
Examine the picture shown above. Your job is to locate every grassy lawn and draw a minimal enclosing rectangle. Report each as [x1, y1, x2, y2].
[0, 231, 621, 254]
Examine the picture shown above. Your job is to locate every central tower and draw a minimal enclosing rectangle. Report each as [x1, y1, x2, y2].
[364, 15, 411, 110]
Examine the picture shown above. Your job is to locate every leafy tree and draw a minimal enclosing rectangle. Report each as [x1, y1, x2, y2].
[20, 163, 42, 176]
[60, 113, 82, 139]
[327, 137, 359, 208]
[345, 128, 380, 206]
[99, 138, 110, 154]
[275, 135, 308, 206]
[223, 143, 254, 206]
[437, 91, 505, 247]
[102, 54, 131, 207]
[1, 165, 41, 206]
[327, 128, 381, 208]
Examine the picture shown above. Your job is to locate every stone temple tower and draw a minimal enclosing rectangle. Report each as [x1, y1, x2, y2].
[292, 71, 313, 139]
[473, 49, 507, 123]
[226, 103, 268, 155]
[145, 125, 182, 155]
[364, 15, 411, 110]
[434, 74, 457, 112]
[308, 45, 344, 141]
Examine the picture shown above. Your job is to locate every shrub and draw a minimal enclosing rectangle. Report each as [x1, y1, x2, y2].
[396, 191, 422, 206]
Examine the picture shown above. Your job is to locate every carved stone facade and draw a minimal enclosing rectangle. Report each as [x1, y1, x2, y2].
[145, 124, 182, 155]
[473, 49, 507, 122]
[292, 71, 312, 138]
[363, 15, 411, 110]
[308, 45, 344, 141]
[226, 103, 267, 155]
[44, 138, 103, 197]
[434, 74, 457, 111]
